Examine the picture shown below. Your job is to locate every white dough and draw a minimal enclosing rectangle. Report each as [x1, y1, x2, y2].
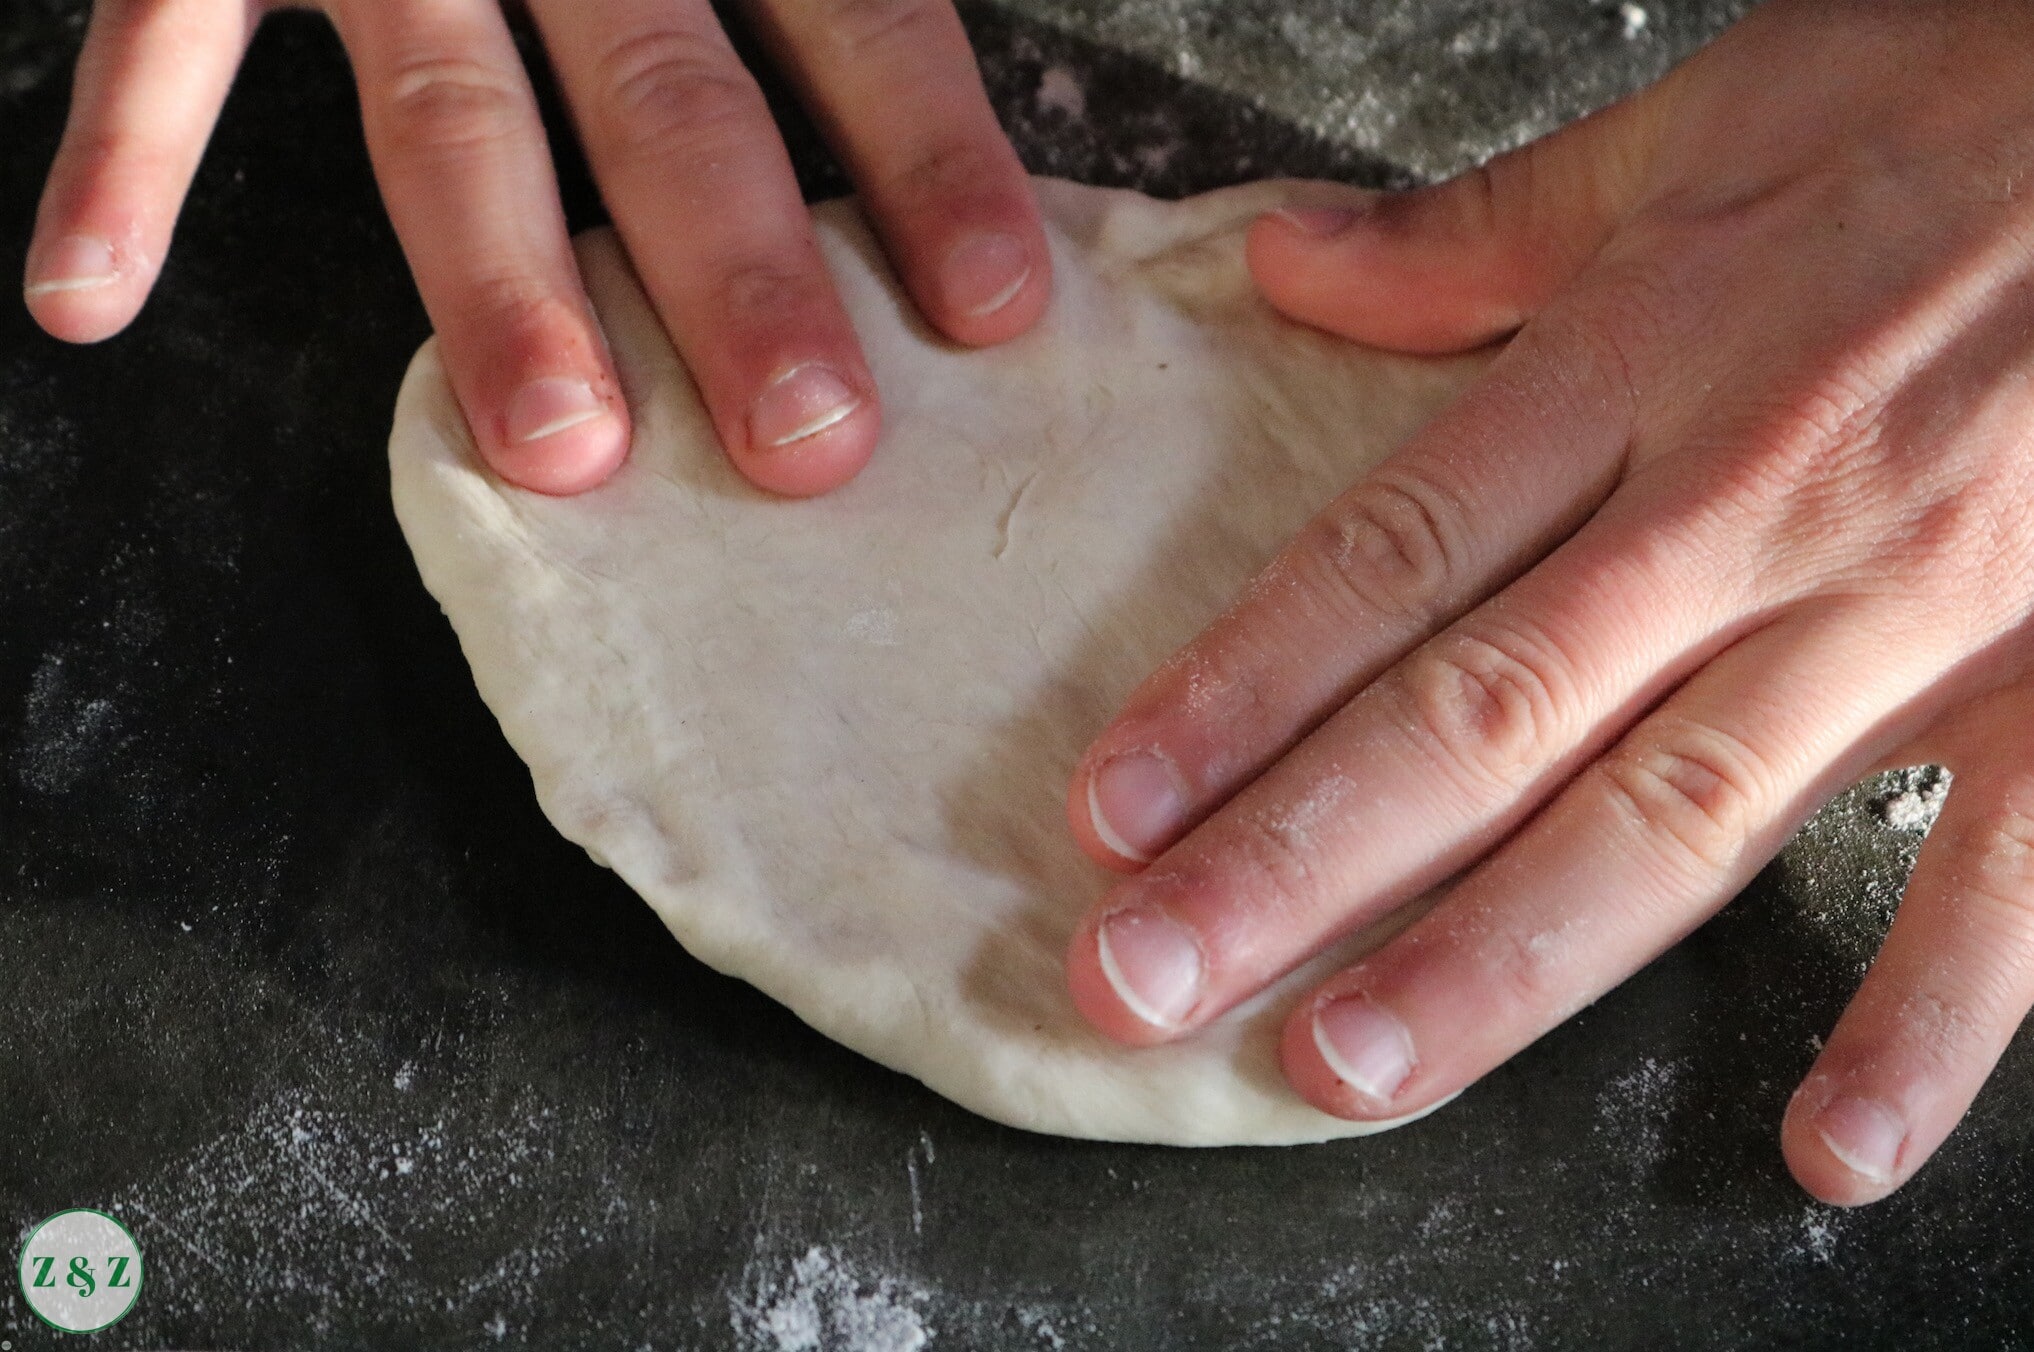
[388, 179, 1484, 1144]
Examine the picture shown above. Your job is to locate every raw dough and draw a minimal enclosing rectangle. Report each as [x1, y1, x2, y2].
[388, 178, 1484, 1144]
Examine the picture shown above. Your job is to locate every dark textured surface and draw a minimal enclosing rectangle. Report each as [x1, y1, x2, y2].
[985, 0, 1759, 179]
[0, 3, 2029, 1348]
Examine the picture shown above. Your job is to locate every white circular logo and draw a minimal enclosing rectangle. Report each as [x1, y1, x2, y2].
[16, 1210, 144, 1334]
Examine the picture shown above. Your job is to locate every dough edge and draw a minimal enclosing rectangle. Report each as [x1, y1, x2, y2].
[389, 177, 1476, 1146]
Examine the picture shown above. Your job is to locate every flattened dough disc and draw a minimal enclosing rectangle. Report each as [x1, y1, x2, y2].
[388, 178, 1484, 1144]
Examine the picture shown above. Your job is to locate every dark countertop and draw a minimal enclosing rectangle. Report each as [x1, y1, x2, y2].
[1, 2, 2029, 1347]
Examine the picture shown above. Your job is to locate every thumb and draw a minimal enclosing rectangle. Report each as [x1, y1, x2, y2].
[1247, 80, 1678, 354]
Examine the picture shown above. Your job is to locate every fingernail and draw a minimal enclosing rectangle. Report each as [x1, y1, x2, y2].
[941, 231, 1032, 318]
[749, 363, 862, 449]
[24, 233, 117, 296]
[1815, 1095, 1906, 1185]
[1096, 906, 1204, 1029]
[1087, 752, 1187, 865]
[1272, 207, 1358, 238]
[506, 376, 610, 444]
[1312, 994, 1416, 1106]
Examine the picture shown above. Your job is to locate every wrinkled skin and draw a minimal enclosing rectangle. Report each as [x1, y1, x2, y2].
[24, 0, 1048, 495]
[1067, 0, 2034, 1206]
[35, 0, 2032, 1208]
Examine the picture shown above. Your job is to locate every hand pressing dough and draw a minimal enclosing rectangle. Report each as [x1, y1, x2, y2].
[388, 178, 1486, 1144]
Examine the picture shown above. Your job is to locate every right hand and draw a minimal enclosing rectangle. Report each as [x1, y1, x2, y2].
[1061, 0, 2034, 1206]
[24, 0, 1050, 496]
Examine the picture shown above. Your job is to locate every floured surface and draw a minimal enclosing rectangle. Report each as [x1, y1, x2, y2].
[388, 177, 1483, 1144]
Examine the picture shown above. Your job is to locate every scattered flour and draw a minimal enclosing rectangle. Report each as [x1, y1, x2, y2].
[1795, 1208, 1843, 1265]
[1781, 767, 1941, 966]
[1263, 772, 1356, 851]
[1871, 766, 1950, 834]
[1015, 1307, 1067, 1351]
[1004, 0, 1744, 184]
[1035, 66, 1087, 120]
[1594, 1055, 1685, 1174]
[734, 1247, 931, 1352]
[91, 1056, 647, 1343]
[1449, 19, 1505, 58]
[16, 650, 123, 794]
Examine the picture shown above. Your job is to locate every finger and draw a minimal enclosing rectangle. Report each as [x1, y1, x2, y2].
[1276, 603, 1938, 1122]
[26, 0, 255, 342]
[336, 0, 627, 495]
[1065, 463, 1785, 1045]
[744, 0, 1049, 345]
[1245, 85, 1675, 353]
[533, 0, 879, 498]
[1783, 687, 2034, 1205]
[1067, 309, 1635, 872]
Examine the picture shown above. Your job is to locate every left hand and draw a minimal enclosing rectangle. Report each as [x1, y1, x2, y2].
[1061, 0, 2034, 1205]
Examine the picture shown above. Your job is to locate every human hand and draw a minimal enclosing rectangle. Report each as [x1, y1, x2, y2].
[1063, 0, 2034, 1205]
[23, 0, 1047, 496]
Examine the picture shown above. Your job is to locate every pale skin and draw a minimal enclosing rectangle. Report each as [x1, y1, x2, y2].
[21, 0, 1050, 496]
[31, 0, 2034, 1207]
[1066, 0, 2034, 1207]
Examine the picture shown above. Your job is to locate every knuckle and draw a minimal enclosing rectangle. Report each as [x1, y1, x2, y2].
[1957, 808, 2034, 951]
[1296, 474, 1460, 629]
[810, 0, 945, 57]
[718, 259, 823, 325]
[590, 28, 764, 157]
[1600, 720, 1770, 878]
[1882, 984, 2004, 1093]
[1401, 625, 1569, 789]
[1218, 812, 1325, 921]
[1136, 645, 1271, 786]
[383, 55, 526, 153]
[50, 128, 124, 184]
[883, 138, 1010, 217]
[1486, 923, 1571, 1021]
[446, 268, 578, 346]
[1191, 782, 1363, 931]
[1849, 460, 2034, 625]
[1967, 806, 2034, 882]
[1736, 376, 1887, 502]
[1666, 369, 1895, 561]
[1898, 481, 2024, 599]
[1777, 370, 1888, 459]
[1879, 835, 2031, 1067]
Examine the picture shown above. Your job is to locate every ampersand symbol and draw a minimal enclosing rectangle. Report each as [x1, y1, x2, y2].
[65, 1256, 94, 1298]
